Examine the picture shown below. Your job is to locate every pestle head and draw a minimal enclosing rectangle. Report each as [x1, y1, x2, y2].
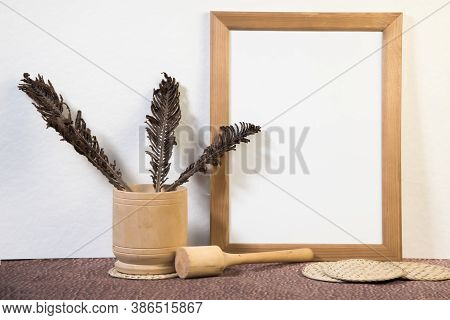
[175, 246, 225, 279]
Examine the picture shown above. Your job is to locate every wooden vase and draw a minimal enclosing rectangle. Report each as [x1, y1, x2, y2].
[112, 184, 187, 275]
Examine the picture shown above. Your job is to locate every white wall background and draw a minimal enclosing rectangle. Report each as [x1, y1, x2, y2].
[0, 0, 449, 259]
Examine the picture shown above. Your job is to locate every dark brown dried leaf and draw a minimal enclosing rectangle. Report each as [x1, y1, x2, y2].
[166, 122, 261, 191]
[146, 73, 181, 192]
[18, 73, 131, 191]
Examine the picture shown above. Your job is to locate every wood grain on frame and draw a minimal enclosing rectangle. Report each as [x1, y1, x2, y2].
[381, 15, 403, 260]
[212, 12, 401, 31]
[210, 13, 230, 249]
[210, 12, 403, 261]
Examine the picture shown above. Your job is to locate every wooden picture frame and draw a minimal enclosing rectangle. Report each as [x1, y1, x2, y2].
[210, 12, 402, 261]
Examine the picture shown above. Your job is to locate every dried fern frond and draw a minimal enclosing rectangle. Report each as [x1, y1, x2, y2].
[18, 73, 131, 191]
[166, 122, 261, 191]
[146, 73, 181, 192]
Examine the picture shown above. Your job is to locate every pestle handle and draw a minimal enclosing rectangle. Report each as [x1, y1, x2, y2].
[223, 248, 314, 267]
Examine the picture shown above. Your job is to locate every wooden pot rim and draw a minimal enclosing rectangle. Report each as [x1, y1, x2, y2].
[113, 184, 187, 200]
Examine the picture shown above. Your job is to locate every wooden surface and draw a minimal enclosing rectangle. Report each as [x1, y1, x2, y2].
[226, 244, 400, 261]
[210, 12, 403, 261]
[211, 12, 401, 31]
[113, 185, 187, 274]
[381, 14, 403, 262]
[223, 248, 314, 266]
[175, 246, 225, 279]
[175, 246, 314, 278]
[210, 13, 230, 249]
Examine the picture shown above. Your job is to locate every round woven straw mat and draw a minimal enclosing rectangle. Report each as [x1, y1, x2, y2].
[302, 263, 343, 283]
[389, 262, 450, 281]
[108, 268, 177, 280]
[323, 259, 405, 282]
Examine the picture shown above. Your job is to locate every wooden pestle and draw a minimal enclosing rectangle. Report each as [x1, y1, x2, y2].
[175, 245, 314, 279]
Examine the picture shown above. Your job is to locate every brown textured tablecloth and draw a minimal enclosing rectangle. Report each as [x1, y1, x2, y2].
[1, 258, 449, 300]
